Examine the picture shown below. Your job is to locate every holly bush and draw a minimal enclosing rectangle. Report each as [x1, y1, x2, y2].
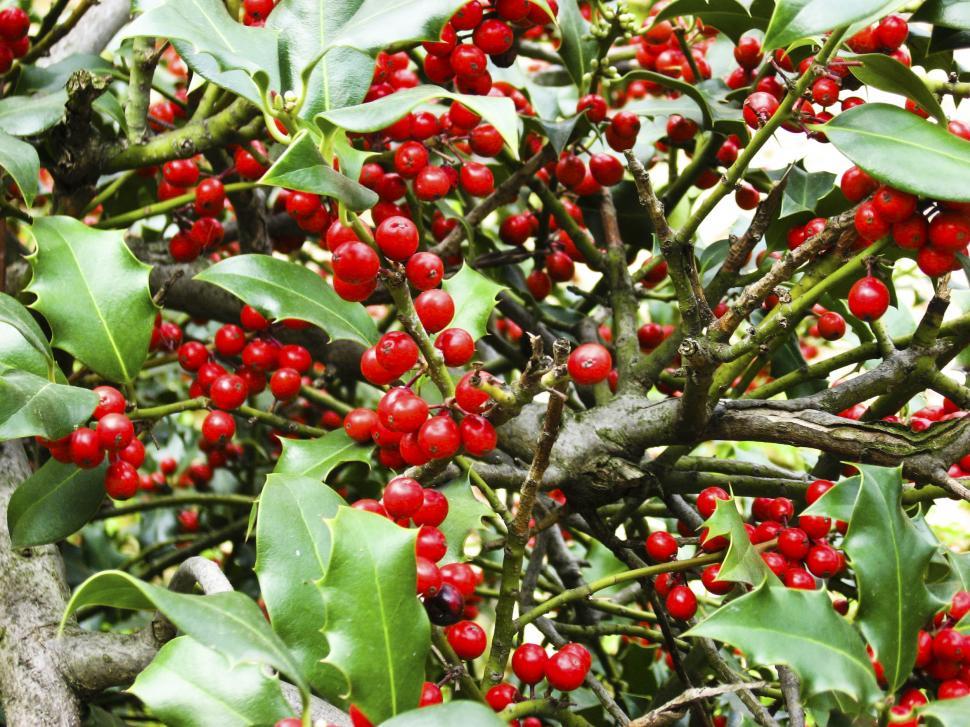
[1, 0, 970, 726]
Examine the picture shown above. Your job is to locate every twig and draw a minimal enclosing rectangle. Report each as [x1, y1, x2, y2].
[777, 666, 805, 727]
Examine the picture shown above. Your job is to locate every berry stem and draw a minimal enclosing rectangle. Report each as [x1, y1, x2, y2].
[95, 181, 256, 228]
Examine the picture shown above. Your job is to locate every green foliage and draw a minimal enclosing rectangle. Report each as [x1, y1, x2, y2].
[273, 429, 373, 480]
[62, 571, 310, 698]
[847, 53, 946, 124]
[0, 292, 56, 377]
[0, 132, 39, 206]
[255, 474, 348, 697]
[25, 217, 156, 383]
[195, 254, 379, 346]
[840, 466, 941, 692]
[318, 507, 430, 723]
[917, 696, 970, 727]
[702, 497, 777, 586]
[820, 103, 970, 202]
[0, 371, 97, 442]
[764, 0, 901, 50]
[686, 583, 882, 707]
[259, 130, 378, 211]
[437, 474, 492, 564]
[656, 0, 771, 44]
[130, 637, 293, 727]
[557, 0, 599, 89]
[440, 264, 507, 344]
[7, 459, 105, 547]
[320, 85, 521, 156]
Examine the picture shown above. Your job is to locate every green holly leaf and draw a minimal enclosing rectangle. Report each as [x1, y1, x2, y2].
[195, 254, 379, 346]
[0, 90, 70, 137]
[848, 54, 946, 124]
[25, 216, 156, 383]
[381, 702, 506, 727]
[0, 370, 97, 442]
[818, 103, 970, 203]
[557, 0, 598, 89]
[437, 474, 491, 564]
[267, 0, 376, 117]
[259, 129, 378, 212]
[130, 637, 293, 727]
[686, 583, 882, 707]
[121, 0, 280, 109]
[779, 166, 837, 219]
[0, 292, 56, 378]
[274, 428, 373, 480]
[917, 695, 970, 727]
[255, 473, 348, 698]
[320, 85, 521, 158]
[655, 0, 771, 44]
[912, 0, 970, 30]
[62, 571, 310, 698]
[702, 497, 778, 586]
[763, 0, 901, 51]
[0, 131, 39, 206]
[7, 458, 106, 547]
[324, 0, 468, 58]
[320, 507, 430, 723]
[802, 474, 861, 521]
[840, 465, 941, 693]
[441, 264, 506, 344]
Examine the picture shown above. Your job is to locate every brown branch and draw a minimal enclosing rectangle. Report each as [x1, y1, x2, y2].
[429, 145, 556, 258]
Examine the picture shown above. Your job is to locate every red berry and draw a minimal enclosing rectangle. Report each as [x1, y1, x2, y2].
[805, 479, 834, 504]
[847, 276, 890, 322]
[214, 324, 246, 357]
[118, 438, 146, 468]
[0, 7, 30, 41]
[854, 200, 890, 241]
[269, 368, 301, 400]
[452, 2, 484, 31]
[455, 371, 495, 414]
[567, 343, 612, 385]
[383, 476, 424, 518]
[97, 413, 134, 451]
[415, 524, 448, 562]
[546, 648, 589, 691]
[418, 415, 461, 460]
[876, 15, 908, 50]
[394, 141, 429, 178]
[742, 92, 779, 129]
[589, 153, 623, 186]
[70, 428, 103, 469]
[446, 620, 487, 659]
[701, 563, 733, 595]
[286, 191, 321, 219]
[666, 114, 698, 144]
[734, 35, 763, 69]
[419, 681, 443, 707]
[234, 143, 268, 180]
[450, 44, 487, 78]
[485, 682, 519, 711]
[434, 328, 475, 366]
[344, 408, 378, 442]
[459, 162, 495, 197]
[93, 386, 126, 419]
[812, 77, 840, 107]
[777, 527, 810, 560]
[415, 289, 455, 333]
[892, 215, 929, 250]
[162, 159, 199, 187]
[378, 388, 428, 433]
[872, 186, 917, 224]
[375, 216, 419, 261]
[332, 241, 380, 283]
[194, 178, 225, 216]
[414, 166, 452, 201]
[696, 486, 729, 519]
[512, 643, 547, 685]
[469, 124, 504, 157]
[459, 414, 497, 456]
[105, 461, 139, 500]
[840, 166, 877, 202]
[202, 410, 235, 445]
[665, 585, 697, 620]
[929, 212, 970, 252]
[209, 374, 249, 410]
[784, 568, 817, 590]
[576, 94, 607, 123]
[473, 19, 514, 55]
[806, 544, 842, 578]
[646, 531, 678, 562]
[917, 246, 956, 277]
[817, 311, 845, 341]
[413, 488, 449, 527]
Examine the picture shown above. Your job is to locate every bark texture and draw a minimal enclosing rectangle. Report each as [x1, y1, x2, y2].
[0, 441, 81, 726]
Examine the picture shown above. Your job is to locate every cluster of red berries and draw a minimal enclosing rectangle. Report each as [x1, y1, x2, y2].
[886, 591, 970, 720]
[631, 13, 715, 84]
[420, 0, 557, 94]
[509, 641, 592, 693]
[239, 0, 277, 26]
[843, 164, 970, 278]
[646, 483, 848, 623]
[0, 6, 30, 73]
[36, 387, 143, 500]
